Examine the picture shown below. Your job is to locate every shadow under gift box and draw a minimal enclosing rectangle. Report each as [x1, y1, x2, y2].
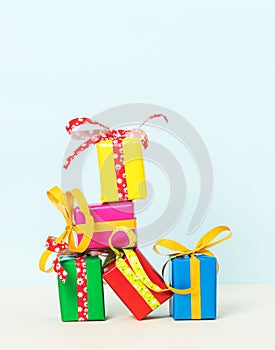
[103, 248, 173, 320]
[170, 255, 217, 320]
[74, 201, 137, 249]
[97, 138, 147, 202]
[58, 256, 105, 322]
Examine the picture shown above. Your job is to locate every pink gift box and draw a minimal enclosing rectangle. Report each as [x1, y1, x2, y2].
[74, 201, 137, 249]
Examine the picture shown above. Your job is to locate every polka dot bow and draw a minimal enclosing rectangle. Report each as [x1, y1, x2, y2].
[64, 114, 168, 169]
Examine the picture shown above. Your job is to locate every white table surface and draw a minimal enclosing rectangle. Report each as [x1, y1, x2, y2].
[0, 284, 274, 349]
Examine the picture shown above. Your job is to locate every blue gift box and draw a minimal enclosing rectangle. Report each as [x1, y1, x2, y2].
[170, 254, 217, 320]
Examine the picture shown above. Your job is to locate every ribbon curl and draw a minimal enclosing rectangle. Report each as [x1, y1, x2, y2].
[39, 186, 94, 274]
[153, 226, 232, 319]
[63, 114, 168, 169]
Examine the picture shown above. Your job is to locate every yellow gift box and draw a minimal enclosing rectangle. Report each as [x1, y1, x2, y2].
[97, 137, 147, 202]
[64, 115, 168, 201]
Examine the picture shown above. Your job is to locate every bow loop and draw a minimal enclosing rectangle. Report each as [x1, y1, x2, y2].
[66, 117, 111, 134]
[153, 238, 191, 257]
[46, 186, 72, 224]
[64, 114, 168, 169]
[153, 226, 232, 319]
[108, 226, 137, 258]
[194, 225, 232, 252]
[153, 226, 232, 294]
[39, 186, 94, 273]
[154, 226, 232, 258]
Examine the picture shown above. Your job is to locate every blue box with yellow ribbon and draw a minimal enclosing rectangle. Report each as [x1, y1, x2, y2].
[153, 225, 232, 320]
[170, 254, 217, 320]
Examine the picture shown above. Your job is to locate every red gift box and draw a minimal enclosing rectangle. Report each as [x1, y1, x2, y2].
[103, 248, 172, 320]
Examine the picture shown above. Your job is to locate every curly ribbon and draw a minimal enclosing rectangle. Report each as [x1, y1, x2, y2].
[153, 226, 232, 319]
[39, 186, 94, 273]
[108, 227, 167, 310]
[63, 114, 168, 200]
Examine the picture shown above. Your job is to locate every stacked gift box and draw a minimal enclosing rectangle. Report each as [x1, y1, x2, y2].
[39, 114, 232, 322]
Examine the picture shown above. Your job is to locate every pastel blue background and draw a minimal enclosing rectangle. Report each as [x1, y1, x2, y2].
[1, 1, 274, 285]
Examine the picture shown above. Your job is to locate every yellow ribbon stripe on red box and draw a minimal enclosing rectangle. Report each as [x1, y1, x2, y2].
[153, 226, 232, 319]
[39, 186, 94, 273]
[108, 227, 167, 311]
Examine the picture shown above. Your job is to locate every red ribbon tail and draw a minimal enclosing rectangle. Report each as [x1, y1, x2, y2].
[53, 257, 68, 283]
[138, 113, 168, 129]
[63, 138, 97, 169]
[45, 238, 69, 282]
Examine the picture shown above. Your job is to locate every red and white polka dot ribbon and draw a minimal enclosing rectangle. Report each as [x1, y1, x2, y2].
[45, 238, 89, 321]
[75, 257, 88, 321]
[63, 114, 168, 201]
[64, 114, 168, 169]
[45, 238, 69, 283]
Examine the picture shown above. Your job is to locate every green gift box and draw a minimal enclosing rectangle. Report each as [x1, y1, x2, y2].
[57, 256, 105, 322]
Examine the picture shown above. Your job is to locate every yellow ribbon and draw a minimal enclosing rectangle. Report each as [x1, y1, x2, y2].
[93, 219, 136, 233]
[153, 226, 232, 319]
[39, 186, 94, 273]
[108, 227, 167, 310]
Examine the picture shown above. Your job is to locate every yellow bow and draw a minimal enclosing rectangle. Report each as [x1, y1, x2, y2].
[107, 226, 137, 258]
[153, 225, 232, 319]
[39, 186, 94, 273]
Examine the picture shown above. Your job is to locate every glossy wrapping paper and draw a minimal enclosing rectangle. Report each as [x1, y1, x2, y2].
[97, 138, 146, 202]
[57, 256, 105, 322]
[153, 226, 232, 320]
[170, 255, 217, 320]
[103, 248, 172, 320]
[74, 201, 137, 249]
